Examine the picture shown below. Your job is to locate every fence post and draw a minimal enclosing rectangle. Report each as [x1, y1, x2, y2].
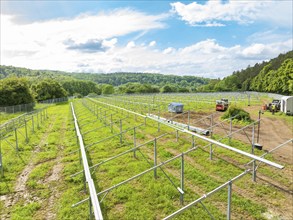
[191, 135, 195, 148]
[180, 153, 184, 205]
[210, 114, 213, 138]
[154, 138, 157, 179]
[37, 112, 40, 129]
[24, 119, 29, 143]
[229, 118, 232, 144]
[132, 127, 136, 158]
[110, 114, 113, 133]
[40, 110, 43, 124]
[32, 115, 35, 133]
[251, 125, 256, 182]
[188, 111, 190, 131]
[227, 181, 232, 220]
[0, 139, 4, 177]
[210, 144, 213, 160]
[89, 199, 93, 220]
[83, 171, 87, 193]
[176, 130, 179, 142]
[14, 128, 19, 152]
[120, 120, 123, 144]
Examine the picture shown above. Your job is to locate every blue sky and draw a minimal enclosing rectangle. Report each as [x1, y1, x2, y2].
[1, 0, 292, 78]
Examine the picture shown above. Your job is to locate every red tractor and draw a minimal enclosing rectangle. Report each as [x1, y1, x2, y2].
[216, 98, 229, 111]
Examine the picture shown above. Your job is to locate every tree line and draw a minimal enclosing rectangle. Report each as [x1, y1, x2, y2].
[1, 50, 292, 107]
[197, 50, 293, 94]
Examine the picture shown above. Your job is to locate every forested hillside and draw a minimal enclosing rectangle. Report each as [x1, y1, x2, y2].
[0, 66, 209, 90]
[198, 50, 293, 94]
[1, 50, 292, 107]
[0, 66, 210, 106]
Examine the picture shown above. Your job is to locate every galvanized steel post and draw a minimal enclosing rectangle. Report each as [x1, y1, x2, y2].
[176, 130, 179, 142]
[24, 119, 29, 143]
[36, 112, 39, 129]
[40, 110, 43, 124]
[120, 120, 123, 144]
[227, 181, 232, 220]
[89, 199, 93, 220]
[210, 144, 213, 160]
[191, 135, 195, 148]
[154, 138, 157, 179]
[187, 111, 190, 131]
[133, 127, 137, 158]
[180, 153, 184, 205]
[110, 114, 113, 133]
[0, 140, 4, 177]
[32, 115, 35, 133]
[210, 114, 213, 138]
[14, 128, 18, 152]
[251, 125, 256, 182]
[229, 118, 232, 144]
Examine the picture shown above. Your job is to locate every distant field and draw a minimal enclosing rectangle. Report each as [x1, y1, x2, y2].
[0, 92, 292, 220]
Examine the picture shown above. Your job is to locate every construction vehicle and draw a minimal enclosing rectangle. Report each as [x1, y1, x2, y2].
[216, 98, 229, 111]
[266, 99, 281, 112]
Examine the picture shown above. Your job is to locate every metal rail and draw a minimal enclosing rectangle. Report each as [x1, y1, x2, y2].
[70, 103, 103, 220]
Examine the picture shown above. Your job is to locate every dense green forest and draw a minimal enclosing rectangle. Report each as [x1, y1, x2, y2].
[0, 50, 292, 106]
[0, 66, 209, 90]
[0, 65, 210, 106]
[198, 50, 293, 94]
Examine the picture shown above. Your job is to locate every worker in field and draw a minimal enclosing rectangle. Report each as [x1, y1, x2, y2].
[271, 104, 276, 115]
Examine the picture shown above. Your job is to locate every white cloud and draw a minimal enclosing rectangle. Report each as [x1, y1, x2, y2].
[149, 41, 156, 47]
[163, 47, 175, 54]
[171, 1, 292, 27]
[102, 38, 118, 49]
[69, 38, 291, 78]
[1, 8, 292, 78]
[126, 41, 136, 48]
[1, 9, 167, 68]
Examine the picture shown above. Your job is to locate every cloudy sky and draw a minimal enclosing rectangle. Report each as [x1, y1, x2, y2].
[1, 0, 292, 78]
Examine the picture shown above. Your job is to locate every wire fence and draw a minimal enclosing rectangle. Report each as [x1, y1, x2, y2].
[39, 97, 69, 104]
[0, 97, 70, 114]
[0, 103, 35, 114]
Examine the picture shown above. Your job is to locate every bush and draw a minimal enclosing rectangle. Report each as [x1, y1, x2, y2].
[73, 93, 83, 98]
[222, 106, 252, 122]
[0, 77, 35, 106]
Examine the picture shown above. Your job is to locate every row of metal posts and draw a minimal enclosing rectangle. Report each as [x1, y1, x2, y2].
[83, 99, 187, 205]
[82, 100, 129, 146]
[90, 98, 273, 219]
[0, 108, 48, 177]
[88, 98, 284, 220]
[99, 97, 259, 183]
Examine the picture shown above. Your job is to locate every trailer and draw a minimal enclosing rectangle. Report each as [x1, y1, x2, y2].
[168, 102, 184, 113]
[280, 96, 293, 115]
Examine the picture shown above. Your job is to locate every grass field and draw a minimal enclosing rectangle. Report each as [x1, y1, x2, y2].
[0, 93, 292, 220]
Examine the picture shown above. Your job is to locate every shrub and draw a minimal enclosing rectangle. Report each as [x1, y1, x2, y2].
[222, 106, 252, 122]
